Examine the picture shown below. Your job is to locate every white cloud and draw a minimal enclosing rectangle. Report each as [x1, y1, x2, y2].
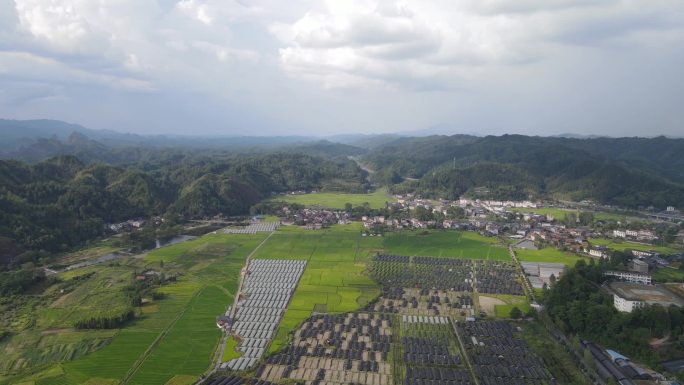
[191, 40, 260, 62]
[271, 1, 536, 88]
[272, 0, 684, 89]
[15, 0, 97, 50]
[2, 0, 684, 136]
[8, 0, 264, 95]
[177, 0, 214, 25]
[0, 51, 155, 92]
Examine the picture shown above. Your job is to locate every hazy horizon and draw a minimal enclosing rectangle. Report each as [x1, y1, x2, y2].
[1, 1, 683, 137]
[6, 117, 684, 140]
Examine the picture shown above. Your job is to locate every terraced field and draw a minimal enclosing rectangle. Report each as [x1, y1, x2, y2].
[2, 233, 268, 385]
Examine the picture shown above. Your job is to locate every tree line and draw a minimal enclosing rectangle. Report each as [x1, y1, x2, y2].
[544, 260, 684, 367]
[0, 151, 368, 269]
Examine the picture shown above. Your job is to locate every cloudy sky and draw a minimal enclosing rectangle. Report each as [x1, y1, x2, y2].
[1, 0, 683, 136]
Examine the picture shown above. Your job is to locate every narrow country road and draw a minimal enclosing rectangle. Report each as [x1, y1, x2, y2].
[202, 229, 276, 381]
[508, 245, 537, 303]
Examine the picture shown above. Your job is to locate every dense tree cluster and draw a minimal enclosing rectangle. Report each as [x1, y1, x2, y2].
[73, 308, 135, 329]
[0, 152, 367, 266]
[545, 260, 684, 365]
[363, 135, 684, 208]
[0, 266, 47, 295]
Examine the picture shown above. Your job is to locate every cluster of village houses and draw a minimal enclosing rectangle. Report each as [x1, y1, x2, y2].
[357, 196, 684, 290]
[274, 192, 684, 381]
[279, 206, 352, 229]
[104, 216, 163, 233]
[276, 195, 682, 266]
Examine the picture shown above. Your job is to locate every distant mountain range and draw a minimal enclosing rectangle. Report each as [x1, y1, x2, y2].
[0, 119, 317, 154]
[2, 117, 684, 267]
[2, 118, 684, 211]
[361, 134, 684, 208]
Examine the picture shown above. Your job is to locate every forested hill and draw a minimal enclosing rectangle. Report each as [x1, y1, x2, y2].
[362, 134, 684, 209]
[0, 153, 367, 261]
[0, 119, 366, 162]
[3, 118, 684, 261]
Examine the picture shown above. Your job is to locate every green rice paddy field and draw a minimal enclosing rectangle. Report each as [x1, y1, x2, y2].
[1, 233, 267, 385]
[508, 207, 626, 222]
[515, 247, 588, 266]
[273, 188, 394, 209]
[652, 267, 684, 283]
[253, 224, 382, 353]
[3, 220, 524, 384]
[589, 238, 681, 255]
[383, 230, 510, 260]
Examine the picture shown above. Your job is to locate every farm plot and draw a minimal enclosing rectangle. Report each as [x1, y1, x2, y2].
[456, 321, 553, 385]
[589, 238, 681, 255]
[257, 225, 382, 354]
[369, 256, 473, 290]
[206, 376, 279, 385]
[274, 188, 393, 209]
[508, 207, 627, 222]
[14, 233, 269, 385]
[515, 248, 587, 267]
[369, 256, 525, 296]
[400, 319, 473, 385]
[473, 260, 525, 296]
[257, 313, 394, 385]
[224, 222, 280, 234]
[222, 259, 307, 371]
[383, 231, 510, 261]
[366, 287, 475, 318]
[127, 285, 229, 385]
[652, 267, 684, 283]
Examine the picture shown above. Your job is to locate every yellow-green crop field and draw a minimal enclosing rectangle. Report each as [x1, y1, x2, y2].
[2, 215, 535, 384]
[254, 224, 382, 353]
[272, 188, 395, 209]
[1, 233, 267, 385]
[589, 238, 681, 255]
[515, 247, 588, 266]
[383, 230, 510, 260]
[508, 207, 627, 222]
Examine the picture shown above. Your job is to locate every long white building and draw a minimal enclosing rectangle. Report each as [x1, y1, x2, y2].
[604, 270, 651, 284]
